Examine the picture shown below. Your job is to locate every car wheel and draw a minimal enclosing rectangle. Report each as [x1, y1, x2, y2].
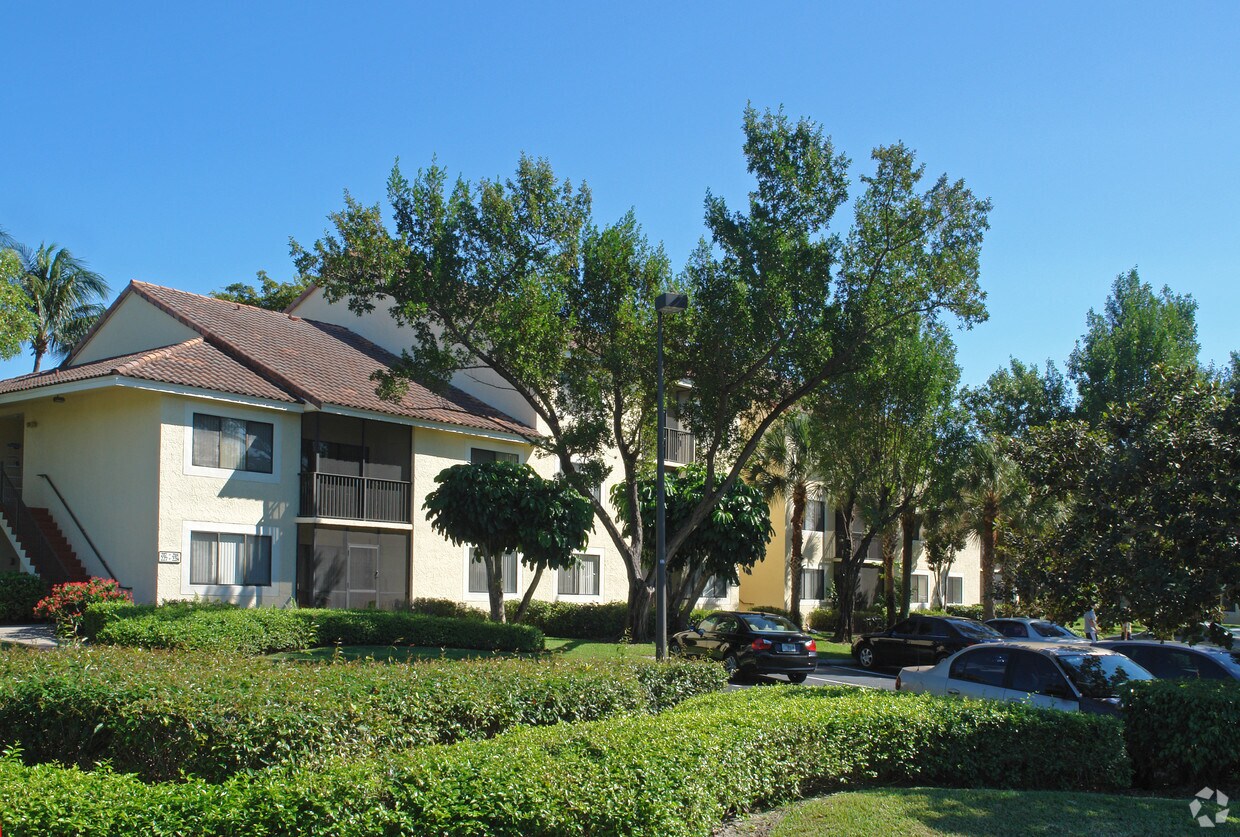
[723, 653, 746, 681]
[787, 673, 808, 684]
[857, 644, 876, 669]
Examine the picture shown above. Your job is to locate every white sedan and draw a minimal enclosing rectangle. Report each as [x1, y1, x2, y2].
[985, 617, 1089, 644]
[896, 641, 1154, 715]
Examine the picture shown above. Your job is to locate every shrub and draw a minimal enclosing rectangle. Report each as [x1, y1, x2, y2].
[407, 597, 487, 621]
[0, 647, 724, 782]
[32, 578, 130, 639]
[506, 599, 629, 640]
[806, 606, 886, 635]
[307, 608, 543, 652]
[746, 603, 794, 619]
[81, 601, 542, 654]
[1123, 679, 1240, 788]
[0, 572, 47, 624]
[0, 686, 1129, 836]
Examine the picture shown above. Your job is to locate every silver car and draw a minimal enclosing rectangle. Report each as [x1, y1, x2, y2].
[896, 641, 1154, 715]
[985, 617, 1088, 644]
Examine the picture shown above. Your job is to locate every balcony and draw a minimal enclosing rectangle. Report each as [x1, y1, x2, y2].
[663, 427, 696, 465]
[299, 472, 411, 524]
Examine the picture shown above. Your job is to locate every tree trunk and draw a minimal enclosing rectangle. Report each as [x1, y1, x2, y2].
[789, 483, 807, 627]
[900, 510, 916, 620]
[981, 508, 996, 620]
[485, 551, 506, 623]
[512, 564, 544, 623]
[627, 576, 653, 642]
[882, 528, 897, 628]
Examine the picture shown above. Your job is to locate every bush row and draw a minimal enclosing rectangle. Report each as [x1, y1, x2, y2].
[81, 601, 543, 654]
[0, 646, 724, 783]
[505, 599, 630, 640]
[806, 605, 888, 635]
[1124, 679, 1240, 788]
[0, 686, 1129, 837]
[0, 572, 47, 624]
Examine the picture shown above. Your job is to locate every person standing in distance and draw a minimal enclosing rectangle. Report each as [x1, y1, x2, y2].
[1083, 605, 1099, 641]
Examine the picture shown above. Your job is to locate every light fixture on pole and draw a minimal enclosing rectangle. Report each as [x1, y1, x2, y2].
[654, 291, 688, 661]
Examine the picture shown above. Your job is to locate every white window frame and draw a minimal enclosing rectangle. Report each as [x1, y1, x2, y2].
[556, 548, 603, 602]
[946, 574, 965, 606]
[180, 519, 281, 596]
[463, 546, 521, 600]
[911, 573, 930, 605]
[182, 402, 281, 484]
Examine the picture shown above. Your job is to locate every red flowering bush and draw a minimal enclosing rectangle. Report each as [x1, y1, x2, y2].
[33, 577, 132, 639]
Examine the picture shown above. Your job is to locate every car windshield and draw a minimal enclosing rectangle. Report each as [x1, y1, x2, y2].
[1031, 621, 1078, 638]
[1058, 653, 1153, 698]
[741, 613, 799, 633]
[949, 620, 1004, 640]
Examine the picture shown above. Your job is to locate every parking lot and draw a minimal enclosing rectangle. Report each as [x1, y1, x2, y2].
[732, 661, 897, 691]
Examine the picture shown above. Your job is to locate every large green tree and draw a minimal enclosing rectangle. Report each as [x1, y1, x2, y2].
[15, 243, 109, 372]
[615, 465, 773, 632]
[1017, 366, 1239, 637]
[300, 106, 989, 639]
[962, 358, 1073, 439]
[211, 268, 312, 311]
[1068, 269, 1199, 423]
[0, 248, 36, 361]
[743, 411, 821, 626]
[423, 461, 593, 622]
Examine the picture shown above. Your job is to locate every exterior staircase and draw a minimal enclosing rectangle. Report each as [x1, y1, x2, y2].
[24, 508, 89, 583]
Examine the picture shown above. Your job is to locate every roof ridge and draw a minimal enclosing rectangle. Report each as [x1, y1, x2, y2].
[112, 338, 205, 375]
[129, 283, 315, 407]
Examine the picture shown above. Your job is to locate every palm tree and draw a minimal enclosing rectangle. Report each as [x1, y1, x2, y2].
[960, 437, 1027, 619]
[17, 243, 109, 372]
[743, 411, 821, 626]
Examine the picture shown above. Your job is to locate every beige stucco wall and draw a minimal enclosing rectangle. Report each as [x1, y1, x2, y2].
[72, 293, 198, 364]
[18, 388, 163, 601]
[290, 288, 544, 432]
[155, 394, 301, 606]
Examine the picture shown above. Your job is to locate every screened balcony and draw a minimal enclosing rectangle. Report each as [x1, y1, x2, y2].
[299, 413, 411, 524]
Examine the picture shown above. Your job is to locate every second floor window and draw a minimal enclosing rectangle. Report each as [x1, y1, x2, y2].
[193, 413, 273, 473]
[803, 500, 827, 533]
[471, 448, 519, 465]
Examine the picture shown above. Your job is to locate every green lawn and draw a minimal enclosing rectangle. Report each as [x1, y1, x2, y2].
[270, 637, 657, 663]
[753, 788, 1235, 836]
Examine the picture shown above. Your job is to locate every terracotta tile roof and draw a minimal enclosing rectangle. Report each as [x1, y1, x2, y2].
[126, 282, 533, 437]
[0, 339, 296, 402]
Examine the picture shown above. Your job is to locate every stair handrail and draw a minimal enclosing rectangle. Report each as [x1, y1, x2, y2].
[36, 473, 120, 583]
[0, 465, 76, 586]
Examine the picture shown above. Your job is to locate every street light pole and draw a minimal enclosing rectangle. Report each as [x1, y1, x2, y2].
[654, 291, 687, 661]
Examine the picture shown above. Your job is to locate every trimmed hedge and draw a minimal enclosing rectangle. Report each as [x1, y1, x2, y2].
[506, 599, 630, 640]
[81, 601, 543, 654]
[0, 572, 47, 624]
[1123, 679, 1240, 788]
[407, 597, 487, 621]
[0, 686, 1129, 837]
[0, 646, 724, 782]
[806, 605, 887, 635]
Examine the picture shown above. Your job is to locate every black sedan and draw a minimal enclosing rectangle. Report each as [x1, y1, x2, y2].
[1094, 640, 1240, 681]
[852, 614, 1005, 669]
[671, 610, 817, 682]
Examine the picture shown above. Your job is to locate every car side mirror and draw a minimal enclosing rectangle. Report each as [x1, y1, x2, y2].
[693, 626, 704, 636]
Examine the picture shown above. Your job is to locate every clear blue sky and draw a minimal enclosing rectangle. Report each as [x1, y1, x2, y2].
[3, 2, 1237, 386]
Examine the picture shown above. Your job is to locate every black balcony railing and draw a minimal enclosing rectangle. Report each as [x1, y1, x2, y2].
[299, 472, 411, 524]
[663, 427, 695, 464]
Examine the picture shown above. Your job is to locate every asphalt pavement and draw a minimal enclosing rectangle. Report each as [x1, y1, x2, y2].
[731, 660, 897, 691]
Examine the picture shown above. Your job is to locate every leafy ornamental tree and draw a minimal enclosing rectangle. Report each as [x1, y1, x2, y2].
[211, 268, 313, 311]
[614, 465, 772, 632]
[0, 248, 36, 361]
[14, 242, 109, 372]
[1015, 366, 1239, 638]
[300, 106, 989, 640]
[962, 358, 1073, 439]
[1068, 268, 1199, 423]
[423, 461, 593, 622]
[742, 411, 822, 626]
[815, 320, 963, 638]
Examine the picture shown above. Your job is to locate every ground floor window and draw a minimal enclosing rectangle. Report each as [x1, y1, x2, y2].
[701, 574, 728, 598]
[946, 575, 964, 605]
[469, 548, 518, 594]
[800, 567, 825, 600]
[558, 552, 600, 596]
[911, 574, 929, 604]
[190, 532, 271, 586]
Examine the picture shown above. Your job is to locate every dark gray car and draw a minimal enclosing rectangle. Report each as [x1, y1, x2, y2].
[1094, 640, 1240, 681]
